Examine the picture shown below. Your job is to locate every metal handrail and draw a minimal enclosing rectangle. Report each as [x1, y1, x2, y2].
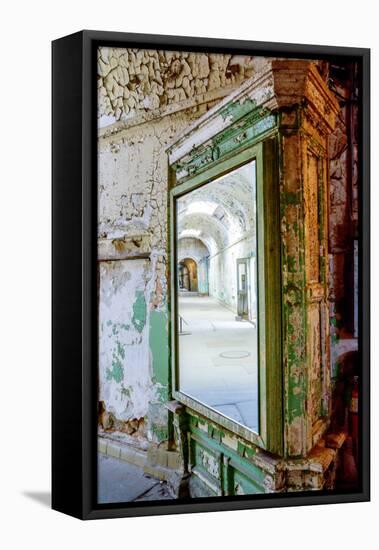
[179, 314, 189, 334]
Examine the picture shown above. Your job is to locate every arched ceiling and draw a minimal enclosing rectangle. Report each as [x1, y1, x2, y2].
[178, 212, 226, 255]
[176, 161, 256, 256]
[177, 236, 210, 263]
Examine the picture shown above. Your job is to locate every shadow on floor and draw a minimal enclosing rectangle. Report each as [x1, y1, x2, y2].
[22, 491, 51, 508]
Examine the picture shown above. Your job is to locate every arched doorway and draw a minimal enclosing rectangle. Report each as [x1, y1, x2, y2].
[178, 258, 198, 292]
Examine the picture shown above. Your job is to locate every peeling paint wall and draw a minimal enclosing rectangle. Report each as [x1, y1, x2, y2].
[98, 113, 183, 443]
[99, 260, 151, 419]
[98, 47, 258, 125]
[98, 47, 257, 445]
[98, 50, 359, 494]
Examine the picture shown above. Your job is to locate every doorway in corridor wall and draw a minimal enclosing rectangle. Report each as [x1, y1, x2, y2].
[178, 258, 198, 292]
[175, 160, 259, 432]
[237, 258, 249, 321]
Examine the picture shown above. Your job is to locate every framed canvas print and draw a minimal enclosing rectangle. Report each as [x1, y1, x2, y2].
[52, 30, 370, 519]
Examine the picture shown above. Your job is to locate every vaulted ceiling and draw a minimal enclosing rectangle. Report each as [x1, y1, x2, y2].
[176, 161, 256, 256]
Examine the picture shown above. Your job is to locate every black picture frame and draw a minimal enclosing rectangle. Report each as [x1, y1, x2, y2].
[52, 30, 370, 520]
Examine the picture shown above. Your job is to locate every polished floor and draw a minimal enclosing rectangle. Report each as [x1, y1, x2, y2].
[178, 295, 258, 432]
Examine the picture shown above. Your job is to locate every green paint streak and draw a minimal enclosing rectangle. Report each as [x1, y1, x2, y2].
[190, 414, 267, 488]
[331, 333, 340, 345]
[155, 385, 168, 402]
[131, 291, 147, 333]
[237, 441, 246, 457]
[284, 191, 299, 205]
[106, 355, 123, 383]
[149, 309, 169, 391]
[208, 426, 222, 443]
[244, 446, 257, 459]
[117, 340, 125, 359]
[106, 340, 126, 383]
[151, 425, 168, 443]
[220, 98, 258, 122]
[287, 256, 296, 272]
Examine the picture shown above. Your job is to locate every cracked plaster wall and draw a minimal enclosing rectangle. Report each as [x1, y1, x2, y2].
[98, 48, 257, 444]
[98, 47, 258, 126]
[98, 112, 189, 443]
[97, 49, 357, 450]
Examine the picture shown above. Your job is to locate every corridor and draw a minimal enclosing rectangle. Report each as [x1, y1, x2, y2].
[178, 295, 258, 431]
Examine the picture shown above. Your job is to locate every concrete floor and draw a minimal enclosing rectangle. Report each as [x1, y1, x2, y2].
[98, 454, 173, 504]
[178, 295, 258, 431]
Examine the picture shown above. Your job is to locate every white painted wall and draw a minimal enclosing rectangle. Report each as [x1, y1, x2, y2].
[98, 259, 153, 420]
[208, 234, 256, 315]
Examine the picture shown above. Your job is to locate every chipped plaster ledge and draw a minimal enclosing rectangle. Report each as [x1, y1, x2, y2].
[98, 235, 151, 261]
[98, 434, 183, 495]
[285, 433, 342, 476]
[98, 434, 147, 468]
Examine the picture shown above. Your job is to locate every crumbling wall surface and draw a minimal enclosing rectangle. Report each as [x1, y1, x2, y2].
[98, 111, 194, 443]
[97, 48, 259, 445]
[99, 259, 151, 419]
[97, 47, 257, 125]
[327, 63, 359, 376]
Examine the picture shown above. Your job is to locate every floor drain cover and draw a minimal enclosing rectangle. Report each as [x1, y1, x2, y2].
[219, 350, 251, 359]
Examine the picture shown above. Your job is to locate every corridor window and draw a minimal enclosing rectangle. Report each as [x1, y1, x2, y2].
[174, 161, 259, 432]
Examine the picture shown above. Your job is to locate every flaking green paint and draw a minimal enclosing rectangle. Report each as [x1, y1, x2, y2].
[117, 340, 125, 359]
[106, 355, 123, 383]
[171, 140, 282, 454]
[220, 98, 258, 122]
[151, 425, 169, 442]
[167, 61, 337, 492]
[131, 291, 147, 333]
[189, 413, 270, 493]
[106, 340, 126, 383]
[173, 107, 276, 184]
[149, 309, 169, 391]
[155, 384, 169, 402]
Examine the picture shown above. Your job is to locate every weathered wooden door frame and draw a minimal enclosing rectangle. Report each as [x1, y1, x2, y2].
[169, 141, 283, 455]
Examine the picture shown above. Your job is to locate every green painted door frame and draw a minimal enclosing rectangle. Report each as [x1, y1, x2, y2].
[165, 61, 340, 496]
[169, 139, 283, 455]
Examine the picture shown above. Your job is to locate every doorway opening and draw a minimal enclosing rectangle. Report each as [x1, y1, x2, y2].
[178, 258, 198, 292]
[174, 160, 259, 431]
